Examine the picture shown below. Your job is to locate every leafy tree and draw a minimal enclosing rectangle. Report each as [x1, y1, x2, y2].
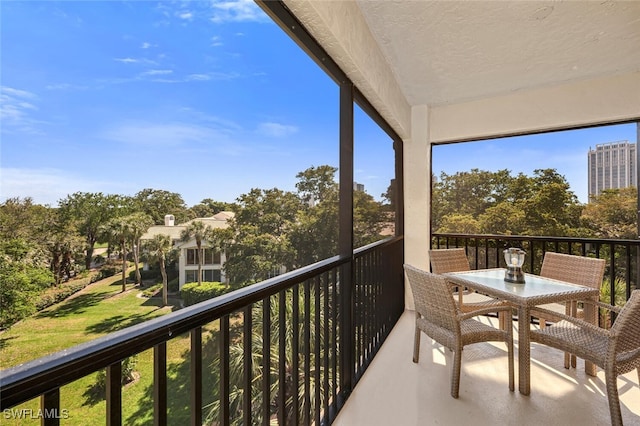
[134, 188, 188, 225]
[39, 208, 84, 285]
[180, 221, 211, 286]
[58, 192, 128, 269]
[478, 202, 526, 235]
[189, 199, 236, 218]
[381, 178, 396, 211]
[0, 197, 49, 242]
[143, 234, 174, 306]
[225, 188, 300, 285]
[0, 198, 52, 275]
[434, 168, 512, 221]
[437, 213, 481, 234]
[581, 187, 637, 239]
[0, 242, 53, 329]
[433, 168, 583, 237]
[353, 190, 386, 247]
[289, 165, 386, 266]
[520, 169, 581, 236]
[289, 166, 339, 266]
[289, 193, 338, 267]
[295, 165, 337, 205]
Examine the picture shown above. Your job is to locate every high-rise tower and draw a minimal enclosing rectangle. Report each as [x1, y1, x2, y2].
[588, 141, 636, 199]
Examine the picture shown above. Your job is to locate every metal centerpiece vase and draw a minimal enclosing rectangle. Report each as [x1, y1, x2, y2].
[504, 248, 526, 284]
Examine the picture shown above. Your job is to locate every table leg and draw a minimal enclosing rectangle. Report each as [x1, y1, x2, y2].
[518, 305, 530, 395]
[583, 296, 597, 376]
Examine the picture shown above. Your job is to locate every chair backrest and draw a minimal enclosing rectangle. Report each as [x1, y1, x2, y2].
[429, 248, 470, 274]
[610, 290, 640, 354]
[404, 264, 459, 331]
[540, 252, 605, 290]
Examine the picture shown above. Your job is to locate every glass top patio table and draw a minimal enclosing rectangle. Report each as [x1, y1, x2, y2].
[443, 268, 600, 396]
[443, 268, 599, 306]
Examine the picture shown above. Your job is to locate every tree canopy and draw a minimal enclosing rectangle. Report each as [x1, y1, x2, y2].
[3, 164, 637, 326]
[433, 168, 587, 237]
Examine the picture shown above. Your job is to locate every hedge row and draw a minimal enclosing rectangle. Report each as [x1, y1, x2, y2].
[34, 273, 99, 311]
[182, 282, 228, 306]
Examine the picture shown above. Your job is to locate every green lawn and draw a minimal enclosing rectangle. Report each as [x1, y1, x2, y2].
[0, 272, 219, 425]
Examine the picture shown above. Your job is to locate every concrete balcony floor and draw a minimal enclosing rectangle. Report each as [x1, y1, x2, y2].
[335, 311, 640, 426]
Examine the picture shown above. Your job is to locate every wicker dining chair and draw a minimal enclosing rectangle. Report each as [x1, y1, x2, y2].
[429, 248, 509, 330]
[536, 252, 606, 368]
[404, 264, 514, 398]
[530, 290, 640, 426]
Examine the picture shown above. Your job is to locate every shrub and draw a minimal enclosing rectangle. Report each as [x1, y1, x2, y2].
[599, 276, 628, 328]
[141, 269, 161, 280]
[35, 276, 94, 311]
[167, 277, 180, 293]
[141, 284, 162, 298]
[87, 355, 138, 402]
[99, 266, 117, 279]
[182, 282, 227, 306]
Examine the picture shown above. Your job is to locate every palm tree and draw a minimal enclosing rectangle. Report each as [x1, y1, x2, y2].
[144, 233, 173, 306]
[101, 216, 132, 292]
[206, 283, 333, 424]
[126, 212, 153, 285]
[180, 220, 210, 286]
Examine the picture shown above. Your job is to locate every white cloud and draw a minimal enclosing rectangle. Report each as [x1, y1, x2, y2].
[141, 42, 152, 49]
[114, 57, 158, 65]
[178, 11, 193, 20]
[2, 87, 37, 100]
[45, 83, 89, 90]
[102, 121, 227, 147]
[0, 86, 43, 134]
[140, 69, 174, 76]
[211, 36, 223, 47]
[257, 122, 298, 138]
[186, 74, 211, 81]
[210, 0, 270, 23]
[0, 168, 113, 207]
[114, 57, 138, 63]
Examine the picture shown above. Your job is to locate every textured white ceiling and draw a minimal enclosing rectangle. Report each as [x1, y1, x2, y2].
[356, 0, 640, 106]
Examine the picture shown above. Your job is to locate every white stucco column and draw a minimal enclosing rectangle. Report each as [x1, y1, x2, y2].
[178, 251, 185, 289]
[404, 104, 431, 310]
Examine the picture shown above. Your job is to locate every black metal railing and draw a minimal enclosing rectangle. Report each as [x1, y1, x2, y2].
[0, 237, 404, 425]
[433, 233, 640, 305]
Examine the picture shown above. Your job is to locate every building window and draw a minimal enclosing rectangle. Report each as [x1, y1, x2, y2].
[185, 270, 197, 283]
[186, 249, 197, 265]
[187, 248, 221, 265]
[186, 269, 221, 283]
[202, 249, 222, 265]
[203, 269, 222, 282]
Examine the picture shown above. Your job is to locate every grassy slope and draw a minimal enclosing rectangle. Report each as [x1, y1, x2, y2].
[0, 272, 216, 426]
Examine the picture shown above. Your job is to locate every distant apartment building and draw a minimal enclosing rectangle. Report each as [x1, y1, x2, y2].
[354, 182, 365, 192]
[141, 212, 234, 289]
[588, 141, 636, 199]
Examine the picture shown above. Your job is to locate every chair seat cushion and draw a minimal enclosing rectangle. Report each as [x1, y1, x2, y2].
[460, 318, 509, 345]
[531, 320, 608, 365]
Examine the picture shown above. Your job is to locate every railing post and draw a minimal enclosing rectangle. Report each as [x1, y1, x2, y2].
[220, 316, 230, 426]
[106, 362, 122, 426]
[190, 327, 202, 426]
[40, 388, 60, 426]
[154, 342, 167, 426]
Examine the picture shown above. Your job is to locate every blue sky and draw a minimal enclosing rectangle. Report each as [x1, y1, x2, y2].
[0, 0, 393, 207]
[1, 1, 636, 208]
